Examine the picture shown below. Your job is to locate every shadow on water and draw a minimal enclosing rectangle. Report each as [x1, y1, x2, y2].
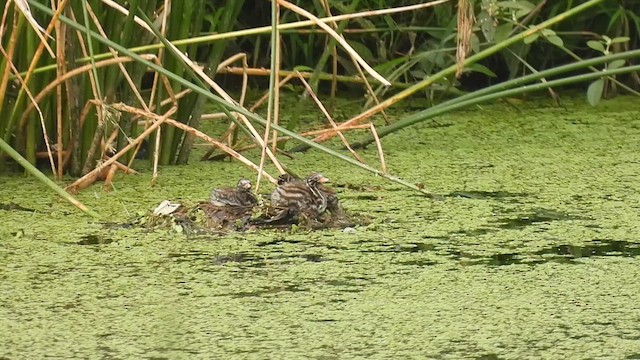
[208, 252, 325, 267]
[449, 190, 529, 201]
[76, 234, 115, 245]
[496, 209, 588, 229]
[388, 239, 640, 266]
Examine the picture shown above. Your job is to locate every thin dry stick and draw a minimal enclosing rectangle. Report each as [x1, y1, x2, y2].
[216, 124, 373, 154]
[277, 0, 391, 86]
[18, 55, 157, 130]
[369, 123, 386, 173]
[0, 14, 20, 121]
[256, 3, 281, 193]
[102, 163, 118, 191]
[151, 124, 160, 186]
[159, 35, 287, 174]
[11, 0, 55, 57]
[86, 3, 150, 110]
[217, 53, 250, 108]
[66, 104, 177, 191]
[126, 58, 180, 170]
[163, 118, 277, 184]
[55, 0, 65, 178]
[249, 73, 296, 112]
[0, 43, 55, 173]
[96, 0, 450, 58]
[102, 155, 138, 174]
[455, 0, 474, 78]
[80, 101, 278, 185]
[295, 71, 365, 163]
[67, 9, 105, 154]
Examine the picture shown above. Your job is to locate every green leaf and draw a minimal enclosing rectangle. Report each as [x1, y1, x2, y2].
[346, 40, 374, 63]
[478, 10, 495, 42]
[497, 0, 535, 17]
[470, 33, 480, 54]
[587, 40, 605, 52]
[607, 59, 626, 70]
[610, 36, 631, 44]
[293, 65, 314, 72]
[602, 35, 612, 43]
[494, 23, 512, 43]
[524, 33, 539, 44]
[587, 79, 605, 106]
[547, 35, 564, 47]
[466, 63, 497, 77]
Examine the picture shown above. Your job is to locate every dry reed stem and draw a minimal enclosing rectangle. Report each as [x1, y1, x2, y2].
[277, 0, 390, 86]
[55, 0, 66, 178]
[250, 73, 296, 112]
[219, 67, 375, 85]
[102, 164, 118, 192]
[256, 5, 281, 193]
[18, 55, 157, 130]
[217, 53, 250, 108]
[92, 0, 449, 62]
[369, 123, 386, 173]
[0, 14, 19, 119]
[86, 3, 150, 110]
[295, 71, 365, 163]
[102, 155, 138, 174]
[66, 104, 176, 191]
[151, 125, 160, 186]
[455, 0, 474, 78]
[0, 43, 54, 174]
[11, 0, 55, 57]
[166, 43, 286, 174]
[163, 118, 277, 184]
[127, 59, 180, 170]
[100, 0, 155, 33]
[205, 124, 373, 155]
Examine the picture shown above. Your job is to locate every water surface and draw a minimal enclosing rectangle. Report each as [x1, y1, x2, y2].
[1, 96, 640, 359]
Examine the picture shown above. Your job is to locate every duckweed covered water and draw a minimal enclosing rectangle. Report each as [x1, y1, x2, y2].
[1, 97, 640, 359]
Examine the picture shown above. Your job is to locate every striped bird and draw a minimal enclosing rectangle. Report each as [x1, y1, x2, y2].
[210, 178, 257, 208]
[271, 173, 330, 216]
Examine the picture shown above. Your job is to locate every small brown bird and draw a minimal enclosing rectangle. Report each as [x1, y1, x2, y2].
[271, 173, 330, 216]
[210, 179, 257, 208]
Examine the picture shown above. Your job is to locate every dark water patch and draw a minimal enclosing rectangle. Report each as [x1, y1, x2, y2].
[535, 240, 640, 259]
[449, 190, 528, 201]
[302, 254, 324, 262]
[255, 238, 305, 247]
[168, 251, 212, 263]
[471, 353, 504, 360]
[375, 242, 436, 253]
[448, 227, 498, 237]
[451, 240, 640, 267]
[451, 250, 546, 266]
[76, 234, 115, 245]
[397, 259, 439, 267]
[496, 209, 587, 229]
[0, 202, 35, 212]
[397, 242, 436, 252]
[211, 252, 325, 266]
[230, 284, 308, 298]
[211, 253, 255, 265]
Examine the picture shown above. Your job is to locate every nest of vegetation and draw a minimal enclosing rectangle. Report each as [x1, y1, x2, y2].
[132, 197, 363, 235]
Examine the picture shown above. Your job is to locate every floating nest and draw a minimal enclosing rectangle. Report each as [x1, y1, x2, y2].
[132, 198, 364, 235]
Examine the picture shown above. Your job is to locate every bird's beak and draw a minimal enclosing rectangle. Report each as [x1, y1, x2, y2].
[318, 176, 330, 183]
